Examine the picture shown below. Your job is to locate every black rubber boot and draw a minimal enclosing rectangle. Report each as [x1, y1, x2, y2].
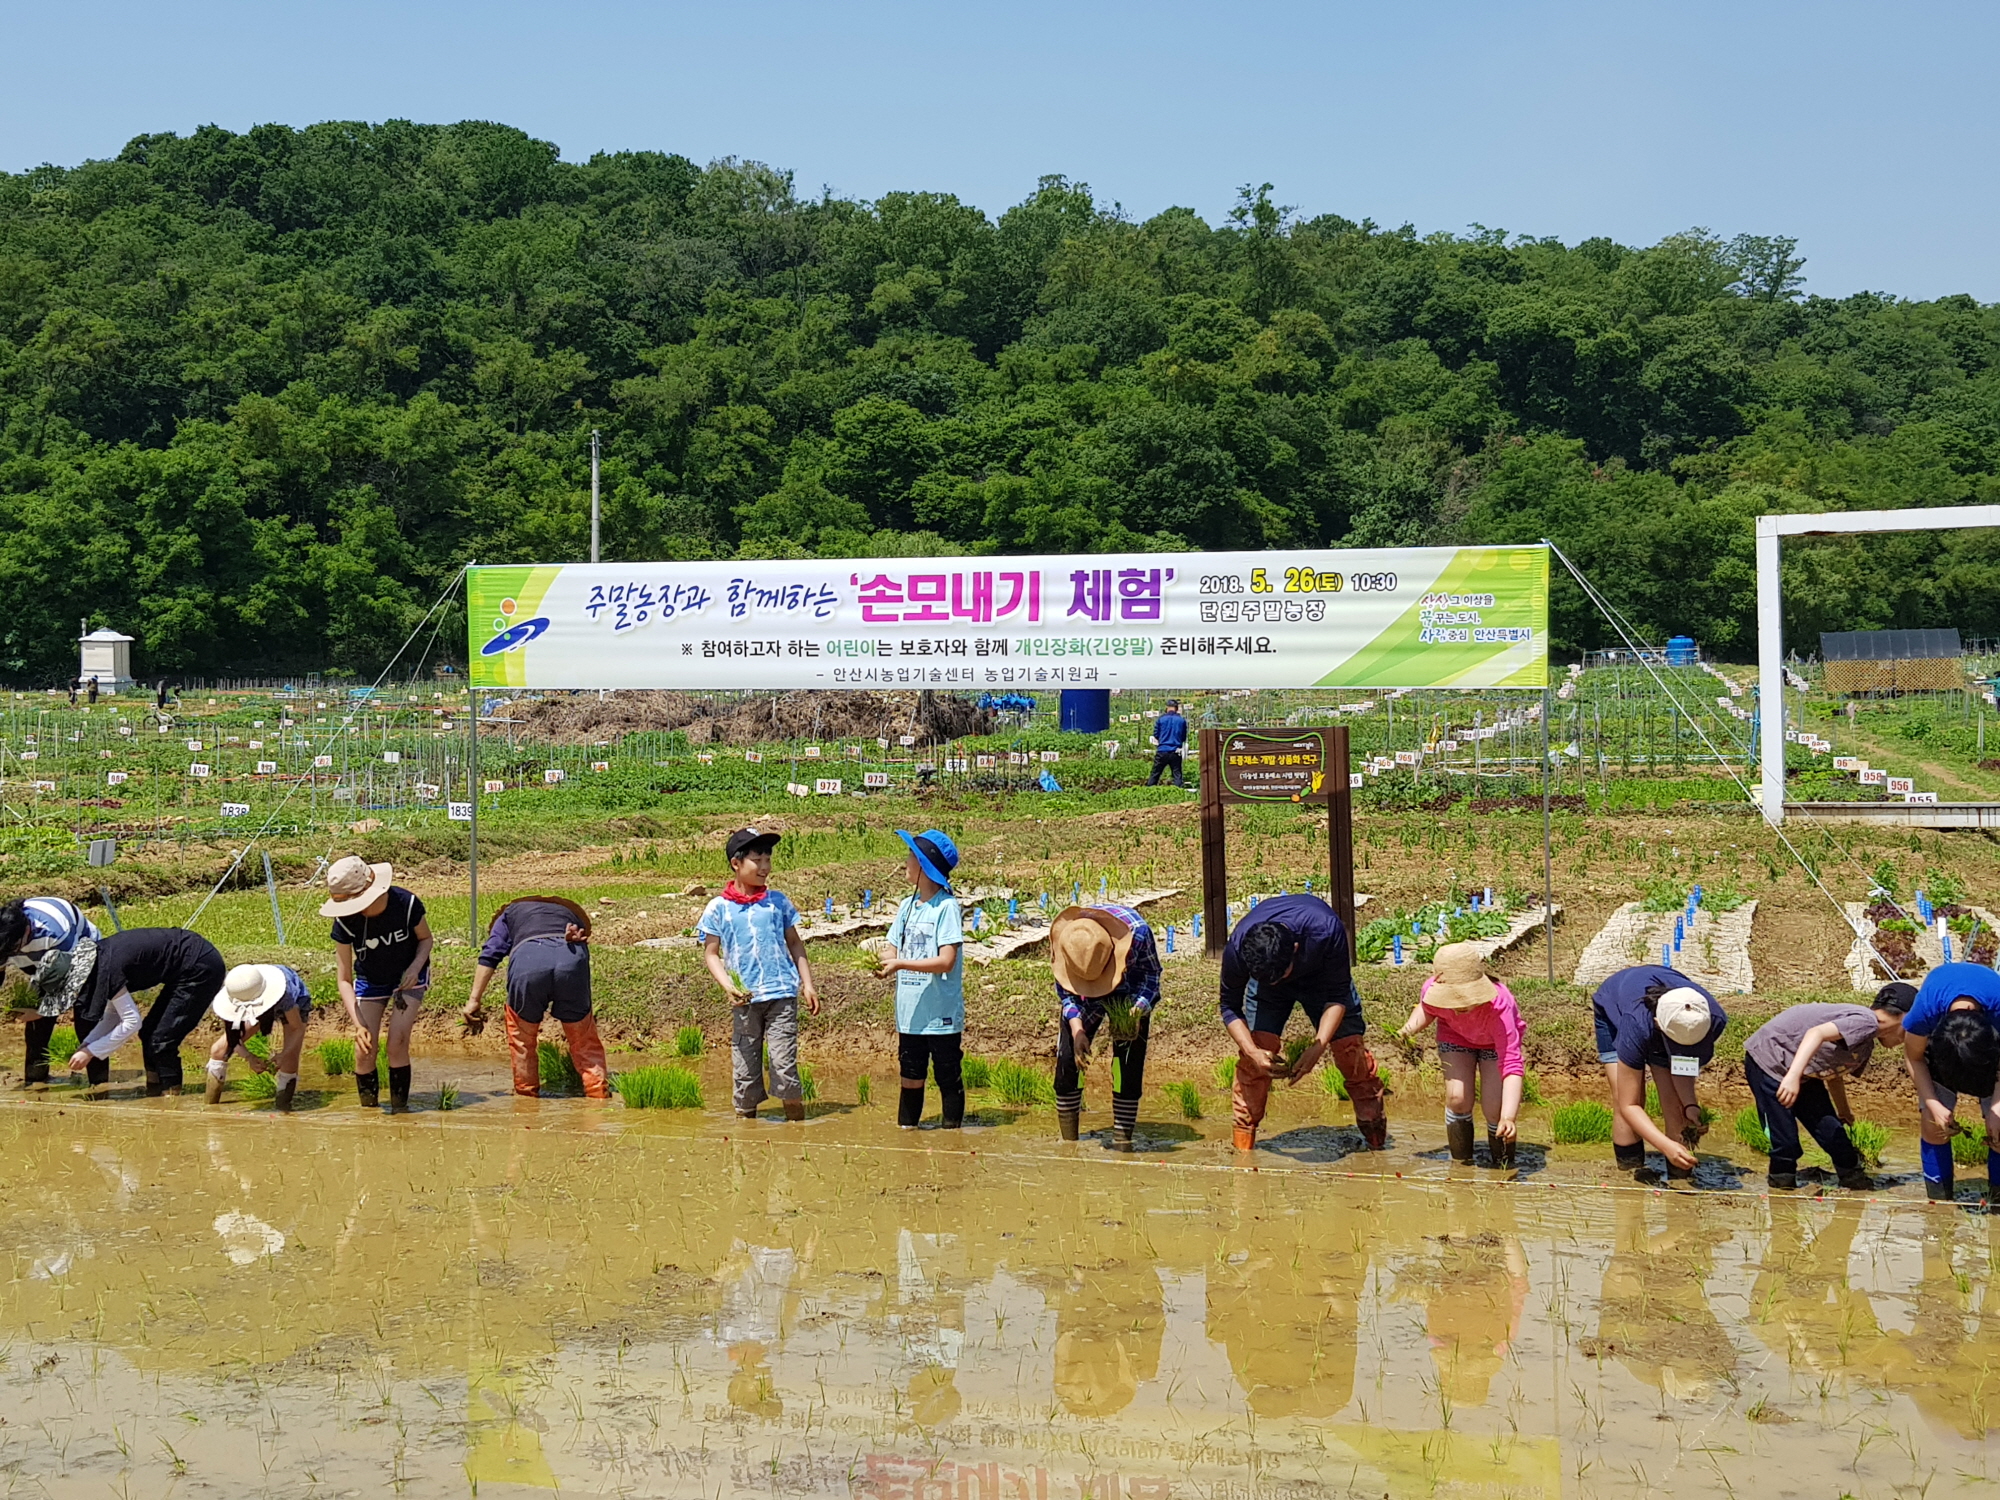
[1111, 1125, 1134, 1153]
[897, 1085, 923, 1129]
[1487, 1130, 1516, 1169]
[85, 1056, 109, 1089]
[1925, 1177, 1956, 1202]
[1767, 1170, 1798, 1192]
[23, 1016, 55, 1086]
[1837, 1168, 1874, 1192]
[1613, 1141, 1646, 1173]
[940, 1089, 965, 1129]
[388, 1065, 412, 1114]
[275, 1077, 297, 1113]
[1058, 1106, 1081, 1142]
[1446, 1116, 1475, 1164]
[356, 1065, 380, 1109]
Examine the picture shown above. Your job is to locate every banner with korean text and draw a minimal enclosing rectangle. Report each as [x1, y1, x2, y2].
[467, 545, 1548, 690]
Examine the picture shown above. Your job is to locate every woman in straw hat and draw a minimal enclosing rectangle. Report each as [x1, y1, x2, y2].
[204, 963, 313, 1111]
[461, 895, 609, 1099]
[323, 855, 433, 1114]
[1051, 903, 1162, 1150]
[1392, 941, 1526, 1168]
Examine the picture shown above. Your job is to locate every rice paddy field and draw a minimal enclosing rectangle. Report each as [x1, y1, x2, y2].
[2, 668, 1999, 1495]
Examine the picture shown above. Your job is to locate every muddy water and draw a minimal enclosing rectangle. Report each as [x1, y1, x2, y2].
[0, 1077, 1995, 1498]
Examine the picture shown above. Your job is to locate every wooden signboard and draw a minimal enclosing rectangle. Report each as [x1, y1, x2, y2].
[1198, 726, 1355, 957]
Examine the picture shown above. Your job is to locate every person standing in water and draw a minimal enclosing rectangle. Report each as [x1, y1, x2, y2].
[205, 963, 313, 1112]
[1218, 893, 1387, 1152]
[1, 896, 103, 1087]
[463, 896, 609, 1099]
[66, 926, 227, 1094]
[1591, 964, 1726, 1183]
[1393, 942, 1526, 1168]
[1050, 903, 1161, 1150]
[697, 828, 820, 1121]
[1898, 962, 2000, 1203]
[323, 856, 432, 1114]
[879, 829, 966, 1130]
[1741, 985, 1909, 1192]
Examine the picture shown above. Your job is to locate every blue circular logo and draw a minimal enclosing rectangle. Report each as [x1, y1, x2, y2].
[481, 617, 550, 656]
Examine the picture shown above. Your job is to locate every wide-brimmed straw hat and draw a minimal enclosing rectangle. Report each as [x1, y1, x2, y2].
[319, 855, 394, 917]
[1050, 906, 1134, 999]
[212, 963, 291, 1026]
[1424, 941, 1499, 1010]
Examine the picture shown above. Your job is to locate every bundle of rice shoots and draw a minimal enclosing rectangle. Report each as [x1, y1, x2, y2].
[1162, 1080, 1202, 1119]
[317, 1037, 356, 1076]
[1551, 1101, 1615, 1144]
[960, 1056, 992, 1089]
[618, 1065, 704, 1110]
[674, 1025, 703, 1058]
[1101, 994, 1141, 1041]
[990, 1060, 1055, 1106]
[539, 1040, 582, 1093]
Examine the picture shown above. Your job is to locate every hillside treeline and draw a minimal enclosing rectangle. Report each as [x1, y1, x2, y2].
[2, 119, 1996, 679]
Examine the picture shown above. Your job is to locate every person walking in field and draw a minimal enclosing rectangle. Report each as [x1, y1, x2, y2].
[879, 829, 965, 1129]
[1898, 962, 2000, 1203]
[1591, 964, 1727, 1183]
[66, 926, 227, 1094]
[462, 896, 609, 1099]
[1218, 893, 1387, 1153]
[1051, 902, 1161, 1151]
[204, 963, 313, 1112]
[1742, 984, 1910, 1192]
[697, 828, 819, 1121]
[1147, 701, 1189, 788]
[323, 856, 432, 1114]
[2, 896, 103, 1087]
[1392, 942, 1525, 1168]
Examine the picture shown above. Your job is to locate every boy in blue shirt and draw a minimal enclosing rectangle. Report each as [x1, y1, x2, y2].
[1900, 962, 2000, 1202]
[879, 829, 965, 1129]
[697, 828, 820, 1121]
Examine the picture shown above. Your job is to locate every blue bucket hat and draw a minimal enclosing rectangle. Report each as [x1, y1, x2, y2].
[897, 828, 960, 889]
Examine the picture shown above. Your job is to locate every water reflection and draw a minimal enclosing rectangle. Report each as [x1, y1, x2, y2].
[0, 1093, 1993, 1497]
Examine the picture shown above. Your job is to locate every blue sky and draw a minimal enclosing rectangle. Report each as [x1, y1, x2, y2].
[6, 0, 1996, 299]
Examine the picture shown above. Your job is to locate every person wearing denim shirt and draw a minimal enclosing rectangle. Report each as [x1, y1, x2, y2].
[1051, 903, 1162, 1151]
[881, 829, 965, 1129]
[697, 828, 819, 1120]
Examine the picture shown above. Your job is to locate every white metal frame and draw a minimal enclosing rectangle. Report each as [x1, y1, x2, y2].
[1756, 505, 2000, 824]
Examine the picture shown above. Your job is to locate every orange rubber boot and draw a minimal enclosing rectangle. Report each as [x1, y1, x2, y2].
[562, 1015, 612, 1100]
[504, 1008, 540, 1097]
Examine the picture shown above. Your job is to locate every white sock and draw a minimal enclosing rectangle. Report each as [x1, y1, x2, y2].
[275, 1071, 297, 1089]
[206, 1059, 228, 1080]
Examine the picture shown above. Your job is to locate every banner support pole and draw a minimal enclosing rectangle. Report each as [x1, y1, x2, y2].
[1199, 728, 1226, 955]
[1328, 725, 1355, 960]
[1541, 686, 1554, 984]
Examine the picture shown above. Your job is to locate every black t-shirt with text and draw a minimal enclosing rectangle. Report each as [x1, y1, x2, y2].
[330, 887, 428, 987]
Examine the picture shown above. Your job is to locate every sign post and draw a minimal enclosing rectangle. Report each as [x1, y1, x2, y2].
[1199, 726, 1354, 957]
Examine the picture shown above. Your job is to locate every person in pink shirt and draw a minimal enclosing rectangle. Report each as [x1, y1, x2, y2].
[1394, 942, 1525, 1168]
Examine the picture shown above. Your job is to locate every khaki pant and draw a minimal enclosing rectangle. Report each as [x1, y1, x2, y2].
[1233, 1032, 1385, 1131]
[732, 997, 801, 1112]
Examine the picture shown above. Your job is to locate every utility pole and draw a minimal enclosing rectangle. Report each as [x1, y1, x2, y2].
[589, 429, 601, 563]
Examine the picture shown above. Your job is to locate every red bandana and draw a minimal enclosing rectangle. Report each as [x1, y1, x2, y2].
[722, 881, 768, 905]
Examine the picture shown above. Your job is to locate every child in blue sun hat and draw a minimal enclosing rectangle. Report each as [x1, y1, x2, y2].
[879, 828, 966, 1129]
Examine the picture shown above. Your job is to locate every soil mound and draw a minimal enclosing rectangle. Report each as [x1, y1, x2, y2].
[511, 690, 992, 747]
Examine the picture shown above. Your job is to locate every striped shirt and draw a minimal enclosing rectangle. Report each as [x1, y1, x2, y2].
[5, 898, 100, 976]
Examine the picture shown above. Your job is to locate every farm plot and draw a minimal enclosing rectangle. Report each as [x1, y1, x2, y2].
[1571, 891, 1756, 995]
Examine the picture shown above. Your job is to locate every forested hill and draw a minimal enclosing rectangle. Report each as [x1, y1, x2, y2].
[2, 119, 1996, 681]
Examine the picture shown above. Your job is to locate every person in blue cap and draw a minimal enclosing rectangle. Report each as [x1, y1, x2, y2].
[878, 828, 966, 1129]
[1900, 961, 2000, 1203]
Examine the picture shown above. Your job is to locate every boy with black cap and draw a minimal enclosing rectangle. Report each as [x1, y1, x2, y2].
[1051, 902, 1162, 1150]
[1742, 983, 1910, 1191]
[697, 828, 820, 1120]
[879, 828, 965, 1129]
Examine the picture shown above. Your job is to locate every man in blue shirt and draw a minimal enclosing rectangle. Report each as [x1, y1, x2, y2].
[1900, 962, 2000, 1202]
[1218, 893, 1386, 1152]
[1051, 903, 1162, 1151]
[1148, 701, 1190, 788]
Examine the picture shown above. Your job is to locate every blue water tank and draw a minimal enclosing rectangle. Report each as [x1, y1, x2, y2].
[1058, 689, 1111, 734]
[1666, 636, 1698, 666]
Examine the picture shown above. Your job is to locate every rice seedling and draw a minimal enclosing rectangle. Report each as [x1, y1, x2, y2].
[1101, 994, 1141, 1041]
[1845, 1120, 1888, 1165]
[856, 1075, 873, 1107]
[437, 1082, 461, 1111]
[242, 1033, 271, 1060]
[1162, 1079, 1202, 1119]
[1735, 1106, 1771, 1155]
[1551, 1101, 1615, 1144]
[673, 1025, 703, 1058]
[317, 1037, 355, 1076]
[48, 1026, 79, 1064]
[617, 1065, 704, 1110]
[960, 1056, 992, 1089]
[1282, 1035, 1312, 1071]
[1212, 1055, 1237, 1089]
[1320, 1065, 1349, 1100]
[236, 1068, 278, 1101]
[1951, 1124, 1987, 1167]
[990, 1060, 1055, 1106]
[539, 1040, 582, 1093]
[799, 1061, 818, 1104]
